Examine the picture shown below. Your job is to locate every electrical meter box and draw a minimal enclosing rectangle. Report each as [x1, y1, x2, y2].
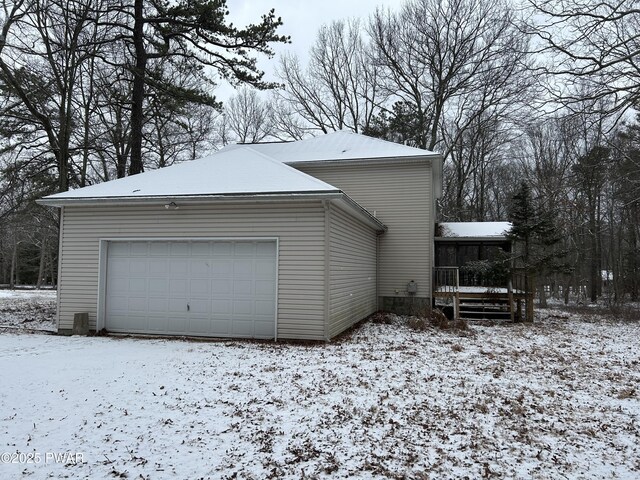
[407, 280, 417, 294]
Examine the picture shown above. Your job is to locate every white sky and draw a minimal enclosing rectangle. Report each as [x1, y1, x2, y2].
[218, 0, 405, 100]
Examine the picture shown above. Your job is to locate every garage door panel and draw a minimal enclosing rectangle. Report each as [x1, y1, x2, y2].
[168, 298, 188, 313]
[233, 259, 253, 276]
[105, 240, 276, 338]
[256, 299, 275, 315]
[127, 297, 148, 312]
[255, 260, 276, 278]
[109, 258, 130, 276]
[129, 278, 147, 294]
[212, 242, 233, 255]
[189, 298, 210, 314]
[211, 259, 232, 275]
[232, 320, 254, 336]
[109, 242, 130, 256]
[130, 242, 148, 256]
[212, 298, 231, 315]
[108, 314, 133, 330]
[191, 242, 211, 256]
[148, 298, 168, 313]
[169, 278, 188, 295]
[190, 279, 210, 295]
[254, 321, 275, 337]
[234, 242, 255, 256]
[129, 259, 147, 274]
[212, 279, 232, 294]
[188, 317, 211, 334]
[149, 259, 168, 275]
[147, 317, 169, 332]
[167, 316, 187, 333]
[169, 259, 188, 275]
[107, 295, 127, 313]
[170, 243, 189, 256]
[190, 259, 210, 277]
[149, 278, 168, 295]
[211, 318, 230, 334]
[233, 300, 253, 315]
[256, 242, 277, 256]
[149, 242, 169, 255]
[233, 279, 253, 295]
[108, 279, 129, 294]
[255, 279, 275, 295]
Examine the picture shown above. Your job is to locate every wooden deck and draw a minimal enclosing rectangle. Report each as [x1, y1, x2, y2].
[433, 267, 533, 321]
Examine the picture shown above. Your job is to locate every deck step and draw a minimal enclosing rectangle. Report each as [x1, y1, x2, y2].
[459, 302, 509, 308]
[460, 311, 511, 316]
[460, 309, 509, 315]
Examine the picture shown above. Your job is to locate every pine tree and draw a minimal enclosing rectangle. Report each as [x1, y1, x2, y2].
[121, 0, 290, 175]
[508, 182, 565, 318]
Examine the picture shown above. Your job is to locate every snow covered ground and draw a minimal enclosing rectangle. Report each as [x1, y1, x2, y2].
[0, 289, 56, 333]
[0, 305, 638, 479]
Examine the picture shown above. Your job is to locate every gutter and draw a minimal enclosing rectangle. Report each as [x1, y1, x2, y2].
[434, 236, 510, 242]
[336, 194, 387, 233]
[284, 154, 441, 168]
[36, 190, 343, 207]
[37, 188, 387, 233]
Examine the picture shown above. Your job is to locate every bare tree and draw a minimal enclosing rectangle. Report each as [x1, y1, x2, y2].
[526, 0, 640, 114]
[368, 0, 534, 220]
[222, 88, 274, 143]
[277, 19, 381, 134]
[0, 0, 98, 192]
[269, 96, 308, 141]
[369, 0, 531, 151]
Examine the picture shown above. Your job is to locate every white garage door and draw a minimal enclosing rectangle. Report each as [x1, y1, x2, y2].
[105, 240, 277, 338]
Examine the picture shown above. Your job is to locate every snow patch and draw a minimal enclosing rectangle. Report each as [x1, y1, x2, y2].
[0, 310, 638, 479]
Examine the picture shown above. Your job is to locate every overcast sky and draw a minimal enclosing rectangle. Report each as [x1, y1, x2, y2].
[218, 0, 405, 100]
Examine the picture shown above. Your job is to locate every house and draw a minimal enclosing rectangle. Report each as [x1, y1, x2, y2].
[39, 131, 442, 340]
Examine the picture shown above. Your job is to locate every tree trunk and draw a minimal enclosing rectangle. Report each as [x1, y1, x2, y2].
[563, 277, 571, 305]
[36, 235, 47, 289]
[538, 277, 547, 308]
[129, 0, 147, 176]
[10, 238, 17, 290]
[589, 207, 598, 303]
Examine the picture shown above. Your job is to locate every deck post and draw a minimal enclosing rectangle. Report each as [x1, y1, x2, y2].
[526, 274, 535, 322]
[508, 278, 514, 322]
[454, 268, 460, 320]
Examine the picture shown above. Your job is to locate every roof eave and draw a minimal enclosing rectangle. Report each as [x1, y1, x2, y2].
[284, 153, 441, 167]
[333, 194, 387, 233]
[435, 236, 510, 242]
[37, 190, 343, 208]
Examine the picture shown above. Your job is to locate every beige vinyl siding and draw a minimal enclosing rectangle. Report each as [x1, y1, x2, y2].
[58, 201, 326, 340]
[328, 204, 378, 338]
[296, 161, 432, 299]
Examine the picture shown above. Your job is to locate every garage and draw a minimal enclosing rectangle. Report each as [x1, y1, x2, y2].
[103, 239, 277, 338]
[39, 143, 386, 340]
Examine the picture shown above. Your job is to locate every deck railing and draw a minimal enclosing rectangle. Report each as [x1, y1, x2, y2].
[433, 267, 528, 293]
[433, 267, 460, 318]
[433, 267, 534, 322]
[433, 266, 460, 294]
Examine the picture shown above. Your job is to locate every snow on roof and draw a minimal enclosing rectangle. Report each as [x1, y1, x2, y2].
[438, 222, 512, 238]
[222, 130, 438, 164]
[41, 147, 339, 202]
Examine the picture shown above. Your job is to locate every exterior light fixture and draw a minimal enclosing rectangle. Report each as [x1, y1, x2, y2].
[164, 202, 179, 210]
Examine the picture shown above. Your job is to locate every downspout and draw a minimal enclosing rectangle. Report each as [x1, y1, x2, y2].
[376, 230, 383, 310]
[55, 206, 65, 332]
[323, 200, 331, 341]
